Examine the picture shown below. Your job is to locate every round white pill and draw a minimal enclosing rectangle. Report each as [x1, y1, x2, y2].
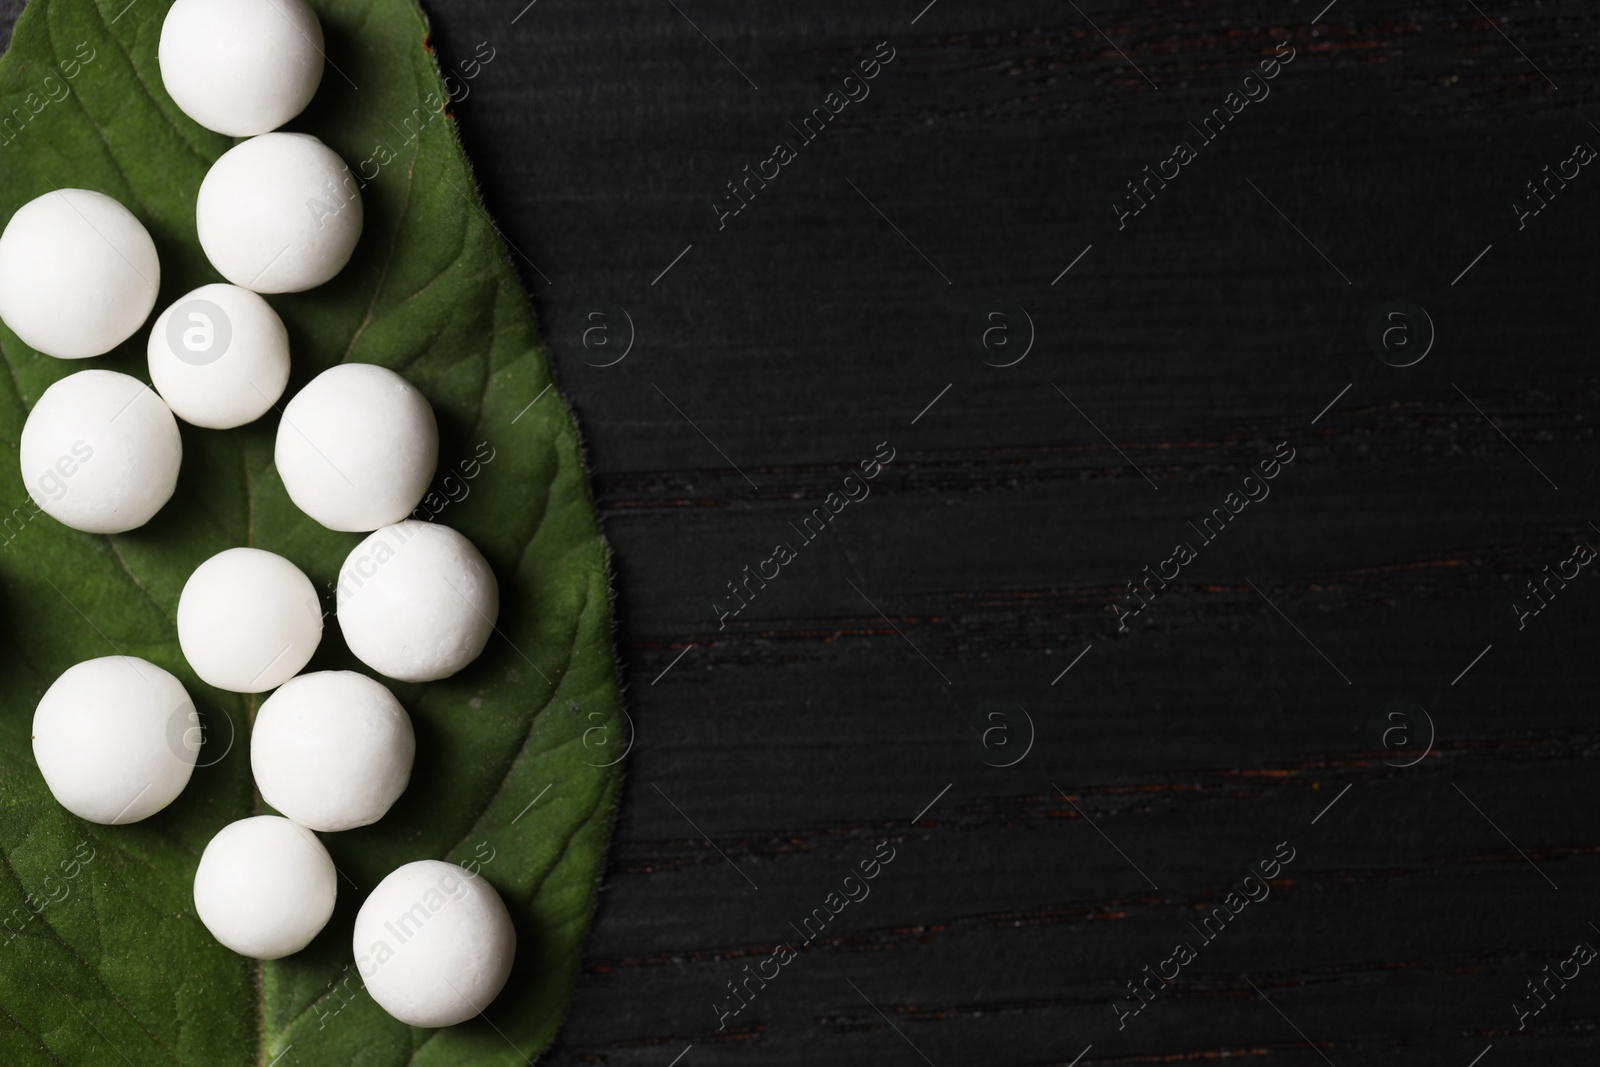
[0, 189, 159, 359]
[197, 133, 362, 293]
[32, 656, 199, 825]
[148, 284, 291, 430]
[159, 0, 325, 137]
[20, 369, 182, 534]
[194, 816, 337, 959]
[354, 859, 516, 1027]
[337, 521, 498, 683]
[253, 671, 415, 832]
[275, 363, 438, 532]
[177, 547, 322, 693]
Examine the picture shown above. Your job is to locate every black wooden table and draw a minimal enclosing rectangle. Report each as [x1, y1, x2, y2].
[8, 1, 1599, 1063]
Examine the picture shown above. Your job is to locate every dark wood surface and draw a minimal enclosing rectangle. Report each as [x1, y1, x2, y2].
[9, 1, 1600, 1064]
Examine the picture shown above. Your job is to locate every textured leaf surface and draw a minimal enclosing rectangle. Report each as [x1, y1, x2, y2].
[0, 1, 624, 1063]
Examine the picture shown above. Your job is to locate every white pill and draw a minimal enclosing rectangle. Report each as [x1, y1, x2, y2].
[253, 671, 415, 832]
[177, 547, 322, 693]
[148, 284, 291, 430]
[197, 133, 362, 293]
[159, 0, 325, 137]
[338, 521, 498, 683]
[275, 363, 438, 532]
[0, 189, 159, 359]
[354, 859, 516, 1027]
[32, 656, 199, 825]
[194, 816, 337, 959]
[20, 370, 182, 534]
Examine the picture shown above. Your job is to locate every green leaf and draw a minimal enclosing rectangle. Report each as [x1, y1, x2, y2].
[0, 1, 625, 1064]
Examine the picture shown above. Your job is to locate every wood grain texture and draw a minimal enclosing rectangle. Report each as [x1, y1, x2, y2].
[8, 0, 1600, 1063]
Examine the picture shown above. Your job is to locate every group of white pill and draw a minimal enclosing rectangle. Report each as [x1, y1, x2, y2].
[12, 0, 515, 1029]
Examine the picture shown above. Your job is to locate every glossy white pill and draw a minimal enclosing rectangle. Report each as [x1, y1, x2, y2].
[177, 547, 322, 693]
[0, 189, 159, 359]
[194, 816, 337, 959]
[148, 284, 291, 430]
[275, 363, 438, 532]
[354, 859, 516, 1027]
[159, 0, 325, 137]
[197, 133, 362, 293]
[253, 671, 415, 832]
[32, 656, 199, 825]
[337, 521, 498, 683]
[19, 369, 182, 534]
